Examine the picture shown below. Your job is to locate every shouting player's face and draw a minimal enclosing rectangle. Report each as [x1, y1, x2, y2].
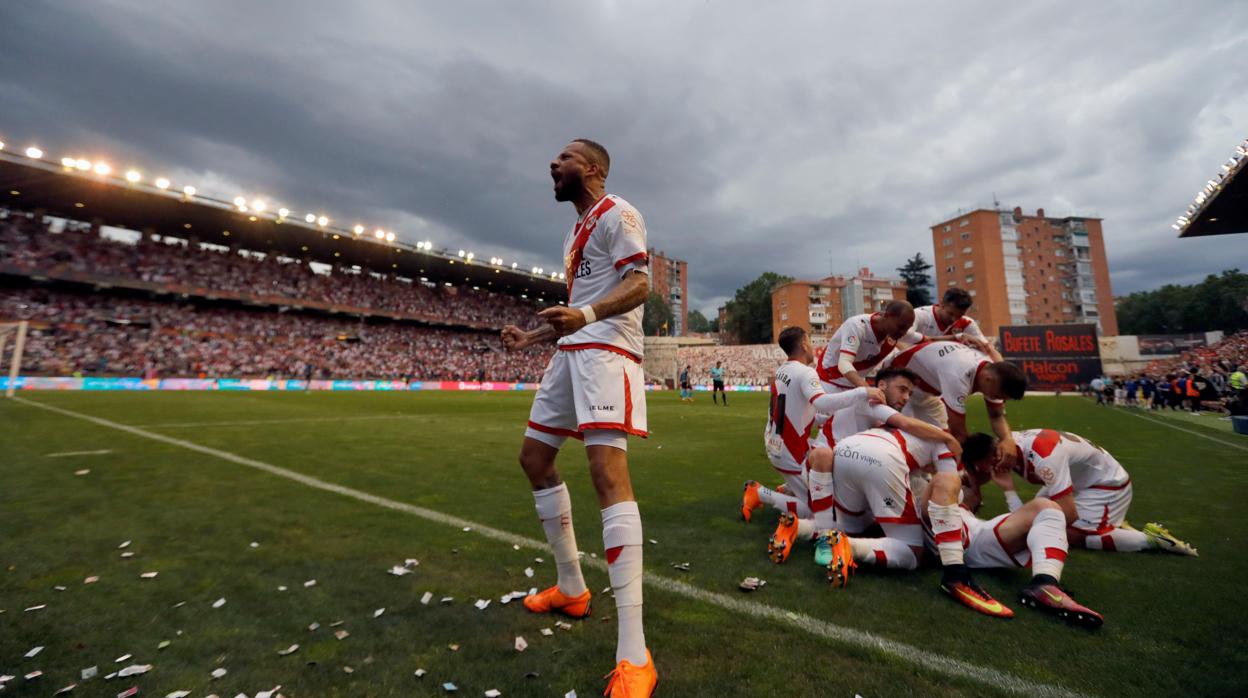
[550, 143, 591, 202]
[879, 376, 914, 411]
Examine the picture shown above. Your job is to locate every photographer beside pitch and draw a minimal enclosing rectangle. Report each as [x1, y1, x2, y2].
[500, 139, 657, 697]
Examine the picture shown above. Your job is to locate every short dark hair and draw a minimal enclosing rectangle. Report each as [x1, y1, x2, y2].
[993, 361, 1028, 400]
[961, 432, 997, 468]
[778, 326, 806, 356]
[572, 138, 610, 178]
[942, 287, 973, 311]
[883, 299, 912, 317]
[875, 366, 919, 385]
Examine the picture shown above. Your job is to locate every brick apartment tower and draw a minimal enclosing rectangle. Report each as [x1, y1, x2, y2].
[647, 248, 688, 336]
[770, 268, 909, 344]
[929, 207, 1118, 337]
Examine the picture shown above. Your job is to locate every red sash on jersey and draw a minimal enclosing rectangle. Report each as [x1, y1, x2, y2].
[816, 339, 897, 384]
[880, 344, 940, 395]
[564, 195, 617, 296]
[932, 306, 972, 334]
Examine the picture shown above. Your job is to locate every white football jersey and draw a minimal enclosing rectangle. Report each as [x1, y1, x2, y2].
[886, 340, 1001, 415]
[1011, 429, 1130, 500]
[835, 427, 959, 475]
[816, 313, 898, 390]
[824, 399, 900, 446]
[558, 194, 649, 358]
[903, 305, 986, 344]
[766, 360, 830, 471]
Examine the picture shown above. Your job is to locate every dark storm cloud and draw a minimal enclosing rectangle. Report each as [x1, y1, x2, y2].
[2, 1, 1245, 314]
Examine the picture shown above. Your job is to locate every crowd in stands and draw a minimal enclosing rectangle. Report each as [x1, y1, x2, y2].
[0, 215, 543, 329]
[676, 344, 786, 386]
[1, 286, 554, 382]
[1085, 331, 1248, 414]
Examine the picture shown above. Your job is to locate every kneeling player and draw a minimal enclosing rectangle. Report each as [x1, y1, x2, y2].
[961, 429, 1198, 556]
[744, 327, 883, 555]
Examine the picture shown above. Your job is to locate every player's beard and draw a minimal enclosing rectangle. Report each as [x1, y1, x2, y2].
[554, 170, 584, 202]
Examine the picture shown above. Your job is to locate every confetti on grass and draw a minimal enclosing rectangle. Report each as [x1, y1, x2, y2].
[514, 636, 528, 652]
[414, 669, 428, 678]
[374, 608, 385, 618]
[278, 644, 299, 656]
[25, 646, 43, 658]
[212, 598, 226, 608]
[421, 592, 433, 605]
[140, 571, 158, 579]
[117, 665, 152, 678]
[80, 667, 98, 680]
[335, 630, 350, 640]
[211, 668, 227, 680]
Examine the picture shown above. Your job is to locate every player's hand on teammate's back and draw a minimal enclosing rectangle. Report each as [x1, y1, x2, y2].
[501, 325, 528, 351]
[538, 306, 588, 336]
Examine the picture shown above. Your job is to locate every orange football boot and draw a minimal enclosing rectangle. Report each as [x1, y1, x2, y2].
[523, 585, 592, 618]
[939, 566, 1014, 619]
[741, 481, 763, 522]
[767, 512, 799, 564]
[825, 530, 858, 588]
[603, 648, 657, 697]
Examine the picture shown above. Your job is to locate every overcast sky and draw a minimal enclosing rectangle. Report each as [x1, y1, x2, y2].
[3, 1, 1245, 315]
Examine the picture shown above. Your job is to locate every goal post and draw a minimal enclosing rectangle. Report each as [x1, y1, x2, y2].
[1, 320, 29, 398]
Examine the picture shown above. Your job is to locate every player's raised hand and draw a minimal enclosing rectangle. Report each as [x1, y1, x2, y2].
[501, 325, 528, 351]
[538, 306, 588, 336]
[865, 387, 886, 404]
[990, 466, 1016, 492]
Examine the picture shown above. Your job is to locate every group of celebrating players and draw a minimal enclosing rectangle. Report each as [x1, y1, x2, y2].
[743, 289, 1199, 628]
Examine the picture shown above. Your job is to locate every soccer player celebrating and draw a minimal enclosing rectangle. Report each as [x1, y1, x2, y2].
[711, 360, 728, 405]
[748, 327, 886, 561]
[500, 139, 656, 696]
[961, 429, 1198, 556]
[883, 339, 1027, 615]
[901, 287, 990, 346]
[816, 301, 916, 395]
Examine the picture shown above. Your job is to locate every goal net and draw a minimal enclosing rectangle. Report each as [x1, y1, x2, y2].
[0, 320, 29, 398]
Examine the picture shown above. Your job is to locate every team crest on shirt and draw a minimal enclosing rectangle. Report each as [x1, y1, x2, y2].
[1037, 466, 1055, 483]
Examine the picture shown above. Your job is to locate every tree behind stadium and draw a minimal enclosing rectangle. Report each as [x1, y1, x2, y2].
[643, 291, 675, 336]
[725, 272, 793, 344]
[687, 309, 711, 333]
[896, 253, 933, 307]
[1117, 269, 1248, 334]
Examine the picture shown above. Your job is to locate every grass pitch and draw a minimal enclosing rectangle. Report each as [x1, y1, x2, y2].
[1, 390, 1246, 697]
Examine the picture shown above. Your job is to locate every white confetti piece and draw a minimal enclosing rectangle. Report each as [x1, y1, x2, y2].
[118, 541, 131, 549]
[308, 622, 320, 631]
[249, 542, 259, 548]
[165, 691, 191, 698]
[443, 683, 458, 692]
[117, 665, 152, 678]
[158, 640, 171, 650]
[25, 646, 43, 658]
[278, 644, 299, 656]
[421, 592, 433, 605]
[104, 672, 117, 680]
[414, 669, 428, 678]
[277, 585, 288, 591]
[25, 670, 43, 680]
[25, 604, 47, 612]
[303, 579, 316, 587]
[172, 601, 185, 608]
[648, 539, 658, 545]
[114, 655, 132, 663]
[329, 620, 345, 627]
[80, 667, 98, 680]
[534, 557, 544, 563]
[448, 644, 460, 652]
[54, 684, 76, 695]
[474, 599, 490, 610]
[565, 691, 578, 698]
[0, 675, 13, 684]
[528, 587, 537, 596]
[84, 576, 99, 584]
[211, 668, 227, 679]
[462, 526, 471, 532]
[512, 544, 520, 550]
[255, 688, 281, 698]
[387, 566, 412, 576]
[75, 469, 90, 475]
[212, 598, 226, 608]
[485, 690, 502, 697]
[440, 596, 454, 604]
[120, 552, 135, 558]
[334, 630, 350, 640]
[140, 571, 158, 579]
[55, 585, 68, 591]
[540, 628, 553, 636]
[373, 608, 385, 618]
[514, 636, 528, 652]
[556, 621, 573, 631]
[524, 567, 534, 578]
[342, 666, 354, 674]
[116, 688, 139, 698]
[404, 558, 419, 567]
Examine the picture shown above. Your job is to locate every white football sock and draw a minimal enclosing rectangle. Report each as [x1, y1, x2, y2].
[808, 470, 837, 531]
[756, 484, 811, 517]
[927, 501, 965, 566]
[796, 517, 817, 541]
[1083, 527, 1150, 552]
[1027, 508, 1068, 580]
[533, 483, 586, 596]
[848, 537, 918, 570]
[602, 501, 647, 666]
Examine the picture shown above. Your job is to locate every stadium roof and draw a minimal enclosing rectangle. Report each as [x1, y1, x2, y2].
[0, 149, 568, 302]
[1174, 136, 1248, 238]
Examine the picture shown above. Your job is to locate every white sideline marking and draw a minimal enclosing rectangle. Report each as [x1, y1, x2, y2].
[45, 449, 114, 458]
[15, 396, 1089, 698]
[1120, 410, 1248, 453]
[133, 414, 421, 429]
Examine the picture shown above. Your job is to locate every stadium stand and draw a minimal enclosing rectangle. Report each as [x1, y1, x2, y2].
[676, 344, 786, 386]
